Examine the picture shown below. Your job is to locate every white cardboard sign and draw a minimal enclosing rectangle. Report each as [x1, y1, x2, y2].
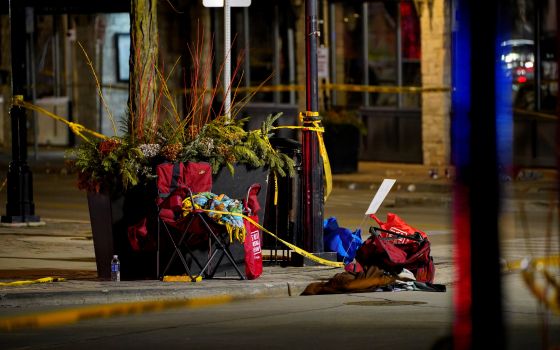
[365, 179, 396, 215]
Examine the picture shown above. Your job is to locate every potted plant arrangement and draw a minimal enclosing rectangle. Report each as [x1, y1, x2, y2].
[69, 111, 295, 279]
[321, 108, 367, 174]
[65, 34, 296, 280]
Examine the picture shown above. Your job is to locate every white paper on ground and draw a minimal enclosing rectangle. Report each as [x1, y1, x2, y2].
[364, 179, 396, 215]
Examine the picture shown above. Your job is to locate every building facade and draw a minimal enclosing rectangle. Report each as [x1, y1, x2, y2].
[0, 0, 556, 169]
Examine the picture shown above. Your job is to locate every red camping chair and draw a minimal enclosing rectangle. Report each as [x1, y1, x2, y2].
[156, 162, 245, 280]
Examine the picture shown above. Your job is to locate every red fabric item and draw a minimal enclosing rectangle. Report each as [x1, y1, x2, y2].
[415, 256, 435, 282]
[244, 183, 262, 215]
[151, 162, 212, 242]
[127, 217, 149, 251]
[369, 213, 428, 244]
[243, 183, 263, 279]
[344, 262, 364, 273]
[156, 162, 186, 216]
[356, 234, 434, 283]
[184, 162, 212, 193]
[357, 214, 435, 283]
[155, 161, 211, 218]
[244, 215, 263, 280]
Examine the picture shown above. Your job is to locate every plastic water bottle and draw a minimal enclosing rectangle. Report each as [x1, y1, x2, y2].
[111, 255, 120, 282]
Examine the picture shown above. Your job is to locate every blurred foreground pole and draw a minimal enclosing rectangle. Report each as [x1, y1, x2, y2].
[1, 1, 40, 224]
[300, 0, 324, 257]
[451, 0, 505, 348]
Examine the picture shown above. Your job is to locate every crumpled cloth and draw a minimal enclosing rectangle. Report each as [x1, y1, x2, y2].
[301, 265, 446, 295]
[301, 265, 397, 295]
[182, 192, 246, 243]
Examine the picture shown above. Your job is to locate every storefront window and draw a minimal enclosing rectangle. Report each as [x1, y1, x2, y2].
[332, 0, 421, 109]
[366, 2, 397, 107]
[215, 2, 296, 104]
[400, 1, 421, 108]
[508, 0, 557, 112]
[336, 2, 364, 108]
[508, 0, 558, 167]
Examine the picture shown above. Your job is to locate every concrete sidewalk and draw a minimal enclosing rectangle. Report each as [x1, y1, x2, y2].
[0, 215, 454, 309]
[0, 148, 555, 309]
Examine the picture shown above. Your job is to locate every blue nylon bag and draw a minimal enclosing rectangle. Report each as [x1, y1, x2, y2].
[323, 217, 363, 264]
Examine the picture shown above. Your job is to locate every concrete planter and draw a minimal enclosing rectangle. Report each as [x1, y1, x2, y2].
[192, 164, 269, 278]
[212, 164, 269, 225]
[86, 185, 157, 280]
[87, 165, 269, 280]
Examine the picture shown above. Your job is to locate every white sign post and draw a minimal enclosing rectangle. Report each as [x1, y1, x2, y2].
[203, 0, 251, 120]
[203, 0, 251, 5]
[365, 179, 396, 215]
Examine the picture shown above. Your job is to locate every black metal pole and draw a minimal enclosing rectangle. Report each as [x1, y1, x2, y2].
[1, 1, 40, 224]
[534, 0, 542, 112]
[300, 0, 324, 258]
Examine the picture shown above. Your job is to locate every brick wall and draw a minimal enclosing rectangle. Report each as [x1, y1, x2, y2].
[420, 0, 451, 167]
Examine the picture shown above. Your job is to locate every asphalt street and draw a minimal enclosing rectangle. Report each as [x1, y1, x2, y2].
[0, 273, 558, 350]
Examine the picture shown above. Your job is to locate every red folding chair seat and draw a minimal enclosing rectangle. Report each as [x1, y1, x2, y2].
[156, 162, 245, 280]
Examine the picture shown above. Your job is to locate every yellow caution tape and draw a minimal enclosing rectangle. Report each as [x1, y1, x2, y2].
[204, 209, 344, 268]
[312, 119, 332, 201]
[255, 216, 342, 268]
[12, 99, 108, 142]
[323, 83, 450, 94]
[513, 108, 558, 121]
[520, 256, 560, 314]
[235, 84, 304, 93]
[274, 113, 332, 201]
[505, 256, 560, 314]
[0, 295, 234, 331]
[0, 277, 66, 287]
[163, 275, 203, 283]
[305, 111, 320, 117]
[273, 172, 278, 205]
[225, 84, 450, 94]
[505, 255, 560, 272]
[69, 81, 451, 97]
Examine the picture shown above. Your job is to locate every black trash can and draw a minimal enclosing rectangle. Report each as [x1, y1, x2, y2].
[323, 123, 360, 173]
[263, 137, 302, 263]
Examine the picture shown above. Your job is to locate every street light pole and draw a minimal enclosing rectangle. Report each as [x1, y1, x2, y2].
[300, 0, 325, 259]
[224, 0, 231, 119]
[1, 1, 40, 225]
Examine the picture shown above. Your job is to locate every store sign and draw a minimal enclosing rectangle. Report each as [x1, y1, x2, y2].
[203, 0, 251, 7]
[317, 47, 329, 79]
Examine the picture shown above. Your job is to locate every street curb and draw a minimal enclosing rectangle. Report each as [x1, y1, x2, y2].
[0, 283, 309, 331]
[0, 281, 312, 308]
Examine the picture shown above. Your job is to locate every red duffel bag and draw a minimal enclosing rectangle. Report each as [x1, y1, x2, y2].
[356, 214, 435, 283]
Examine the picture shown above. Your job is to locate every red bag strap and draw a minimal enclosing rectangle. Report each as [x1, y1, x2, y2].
[156, 162, 184, 199]
[369, 226, 424, 243]
[369, 214, 383, 226]
[244, 183, 262, 215]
